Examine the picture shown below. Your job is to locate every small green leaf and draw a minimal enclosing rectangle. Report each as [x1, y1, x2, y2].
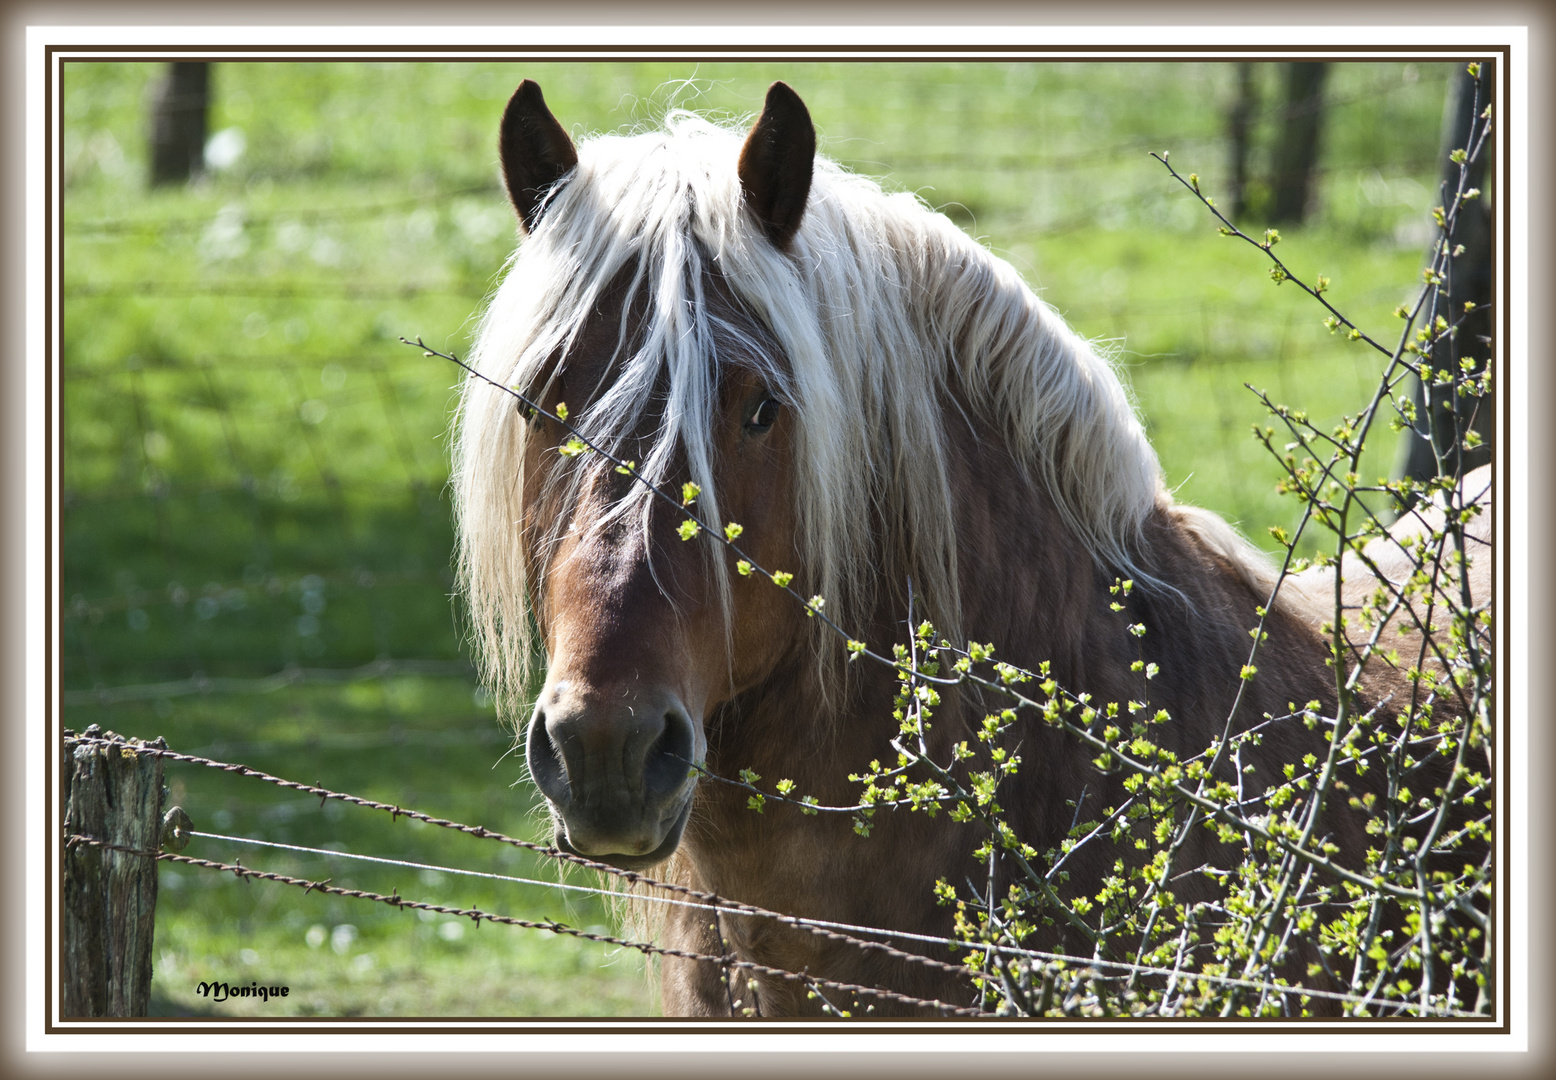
[677, 519, 701, 541]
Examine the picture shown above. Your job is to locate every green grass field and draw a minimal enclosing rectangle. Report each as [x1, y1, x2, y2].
[62, 60, 1455, 1017]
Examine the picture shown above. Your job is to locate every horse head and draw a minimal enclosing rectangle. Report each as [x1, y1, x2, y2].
[488, 81, 819, 869]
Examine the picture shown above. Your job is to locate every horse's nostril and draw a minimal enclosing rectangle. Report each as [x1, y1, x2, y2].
[525, 708, 569, 806]
[644, 707, 697, 795]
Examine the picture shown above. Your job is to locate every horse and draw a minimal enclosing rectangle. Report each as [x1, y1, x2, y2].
[451, 80, 1492, 1017]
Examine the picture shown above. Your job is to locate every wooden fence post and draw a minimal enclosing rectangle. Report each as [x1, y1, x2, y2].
[63, 727, 167, 1017]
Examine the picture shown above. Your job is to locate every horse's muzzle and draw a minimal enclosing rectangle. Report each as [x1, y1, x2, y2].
[525, 682, 703, 870]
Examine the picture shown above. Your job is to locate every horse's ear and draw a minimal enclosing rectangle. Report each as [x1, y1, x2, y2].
[499, 80, 579, 233]
[738, 82, 815, 249]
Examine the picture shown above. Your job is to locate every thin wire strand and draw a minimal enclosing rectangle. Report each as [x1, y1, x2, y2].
[185, 830, 1419, 1012]
[188, 829, 768, 921]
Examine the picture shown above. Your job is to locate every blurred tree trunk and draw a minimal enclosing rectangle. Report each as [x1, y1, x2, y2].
[149, 62, 210, 186]
[1268, 62, 1330, 224]
[1227, 63, 1259, 220]
[1397, 61, 1496, 486]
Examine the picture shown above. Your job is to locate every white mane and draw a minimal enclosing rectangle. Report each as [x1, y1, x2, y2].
[453, 110, 1234, 710]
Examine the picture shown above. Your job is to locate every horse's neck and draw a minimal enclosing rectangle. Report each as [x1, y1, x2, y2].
[942, 419, 1306, 726]
[941, 444, 1098, 686]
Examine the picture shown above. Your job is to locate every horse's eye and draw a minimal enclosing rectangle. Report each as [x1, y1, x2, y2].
[747, 398, 782, 434]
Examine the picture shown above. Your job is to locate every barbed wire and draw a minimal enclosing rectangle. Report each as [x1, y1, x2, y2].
[64, 833, 986, 1018]
[62, 730, 984, 990]
[181, 828, 1465, 1014]
[62, 729, 1480, 1015]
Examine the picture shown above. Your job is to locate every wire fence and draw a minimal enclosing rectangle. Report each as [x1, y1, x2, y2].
[62, 730, 987, 1017]
[68, 729, 1479, 1018]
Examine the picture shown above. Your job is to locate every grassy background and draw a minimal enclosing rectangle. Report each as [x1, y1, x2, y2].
[61, 60, 1454, 1016]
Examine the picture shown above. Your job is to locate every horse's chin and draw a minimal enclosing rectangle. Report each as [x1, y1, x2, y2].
[549, 795, 693, 873]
